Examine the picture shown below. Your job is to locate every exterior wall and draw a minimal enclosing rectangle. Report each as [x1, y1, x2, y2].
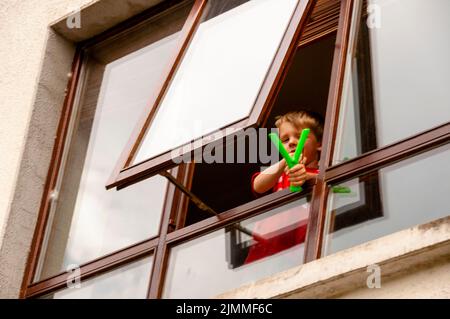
[0, 0, 87, 298]
[337, 259, 450, 299]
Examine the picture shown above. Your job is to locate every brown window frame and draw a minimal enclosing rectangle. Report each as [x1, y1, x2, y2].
[106, 0, 318, 190]
[27, 0, 450, 299]
[21, 0, 345, 299]
[161, 0, 450, 295]
[307, 0, 450, 261]
[20, 0, 195, 298]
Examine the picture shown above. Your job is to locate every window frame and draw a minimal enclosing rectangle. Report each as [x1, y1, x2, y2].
[24, 0, 414, 299]
[23, 0, 450, 299]
[306, 0, 450, 261]
[162, 0, 450, 295]
[106, 0, 317, 190]
[149, 0, 343, 297]
[20, 0, 194, 298]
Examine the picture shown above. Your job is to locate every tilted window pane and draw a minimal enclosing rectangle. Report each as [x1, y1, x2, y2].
[133, 0, 299, 164]
[43, 256, 152, 299]
[323, 143, 450, 256]
[163, 195, 310, 298]
[34, 2, 193, 282]
[333, 0, 450, 165]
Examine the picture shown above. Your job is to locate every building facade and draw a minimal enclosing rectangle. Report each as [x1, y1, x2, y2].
[0, 0, 449, 298]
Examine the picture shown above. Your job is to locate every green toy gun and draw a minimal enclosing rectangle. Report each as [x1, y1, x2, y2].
[269, 129, 352, 194]
[268, 129, 310, 192]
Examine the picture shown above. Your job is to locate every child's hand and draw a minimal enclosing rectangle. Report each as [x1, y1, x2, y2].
[285, 155, 307, 187]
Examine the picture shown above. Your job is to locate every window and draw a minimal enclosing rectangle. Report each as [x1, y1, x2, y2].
[332, 0, 450, 165]
[24, 0, 449, 299]
[179, 32, 336, 227]
[25, 0, 334, 298]
[106, 0, 314, 188]
[132, 0, 300, 165]
[317, 0, 450, 258]
[34, 1, 196, 278]
[323, 143, 450, 256]
[42, 256, 153, 299]
[23, 0, 194, 297]
[163, 196, 310, 298]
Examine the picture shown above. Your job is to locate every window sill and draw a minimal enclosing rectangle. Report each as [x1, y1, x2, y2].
[216, 215, 450, 299]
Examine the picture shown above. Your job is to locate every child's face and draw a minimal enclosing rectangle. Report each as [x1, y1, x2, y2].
[278, 121, 322, 167]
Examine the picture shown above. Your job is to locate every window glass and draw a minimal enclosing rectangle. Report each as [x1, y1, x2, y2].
[323, 143, 450, 256]
[35, 2, 193, 282]
[133, 0, 300, 164]
[43, 256, 153, 299]
[163, 196, 310, 298]
[333, 0, 450, 165]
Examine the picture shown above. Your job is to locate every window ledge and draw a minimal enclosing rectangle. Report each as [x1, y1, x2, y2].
[51, 0, 164, 42]
[216, 215, 450, 299]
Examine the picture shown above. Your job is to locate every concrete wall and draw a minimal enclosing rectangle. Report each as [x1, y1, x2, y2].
[0, 0, 88, 298]
[337, 258, 450, 299]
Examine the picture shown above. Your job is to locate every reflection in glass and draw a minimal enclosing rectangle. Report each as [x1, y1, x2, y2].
[333, 0, 450, 165]
[323, 143, 450, 256]
[34, 2, 193, 282]
[163, 196, 310, 298]
[44, 257, 153, 299]
[134, 0, 299, 163]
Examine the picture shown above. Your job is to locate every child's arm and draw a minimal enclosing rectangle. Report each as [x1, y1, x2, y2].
[253, 159, 287, 194]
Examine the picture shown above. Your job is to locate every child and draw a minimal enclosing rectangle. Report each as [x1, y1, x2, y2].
[245, 111, 323, 264]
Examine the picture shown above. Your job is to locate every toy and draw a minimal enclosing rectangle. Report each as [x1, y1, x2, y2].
[268, 128, 310, 192]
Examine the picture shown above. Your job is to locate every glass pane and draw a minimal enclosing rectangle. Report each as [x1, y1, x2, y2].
[163, 196, 310, 298]
[333, 0, 450, 165]
[34, 2, 193, 282]
[43, 256, 152, 299]
[323, 143, 450, 256]
[133, 0, 299, 164]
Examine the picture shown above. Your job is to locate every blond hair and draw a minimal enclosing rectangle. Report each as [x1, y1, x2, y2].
[275, 111, 324, 142]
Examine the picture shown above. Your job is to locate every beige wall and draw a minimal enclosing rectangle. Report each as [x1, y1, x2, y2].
[0, 0, 91, 297]
[0, 0, 91, 252]
[337, 258, 450, 299]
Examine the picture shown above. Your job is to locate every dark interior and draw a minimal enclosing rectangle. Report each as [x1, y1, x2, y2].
[184, 33, 337, 227]
[264, 33, 336, 127]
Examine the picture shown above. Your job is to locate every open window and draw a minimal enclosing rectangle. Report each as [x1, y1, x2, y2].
[106, 0, 317, 189]
[158, 3, 341, 272]
[181, 32, 337, 228]
[26, 0, 345, 299]
[25, 0, 450, 299]
[107, 0, 343, 270]
[221, 32, 337, 268]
